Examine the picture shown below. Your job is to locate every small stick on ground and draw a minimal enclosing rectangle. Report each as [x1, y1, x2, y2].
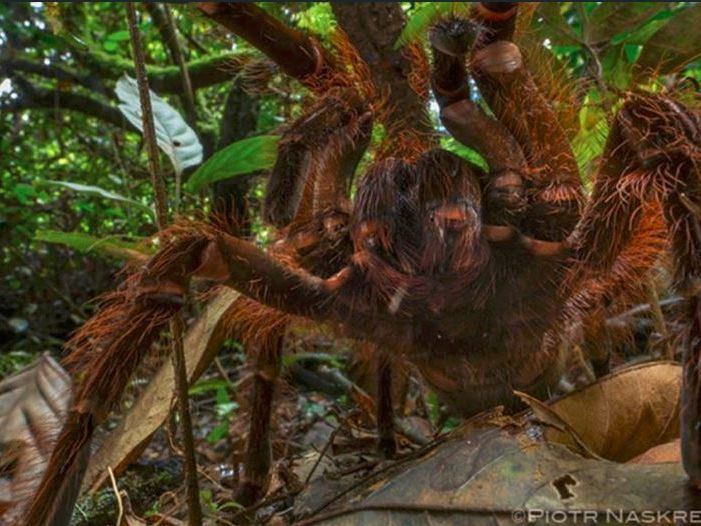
[107, 466, 123, 526]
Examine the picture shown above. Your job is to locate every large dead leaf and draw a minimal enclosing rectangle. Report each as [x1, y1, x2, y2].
[0, 354, 71, 518]
[81, 288, 240, 492]
[527, 361, 680, 462]
[296, 362, 693, 525]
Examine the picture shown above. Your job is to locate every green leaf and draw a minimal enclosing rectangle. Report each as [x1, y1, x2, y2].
[635, 4, 701, 80]
[215, 400, 239, 418]
[43, 180, 154, 216]
[206, 421, 229, 443]
[102, 40, 118, 52]
[624, 44, 642, 64]
[12, 183, 36, 204]
[584, 3, 665, 45]
[188, 378, 229, 395]
[610, 10, 675, 46]
[34, 230, 150, 260]
[395, 2, 468, 49]
[440, 136, 488, 171]
[184, 135, 280, 193]
[572, 92, 609, 183]
[106, 30, 130, 42]
[36, 32, 60, 48]
[601, 44, 634, 89]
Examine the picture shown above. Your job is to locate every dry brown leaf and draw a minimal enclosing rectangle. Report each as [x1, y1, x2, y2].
[514, 390, 603, 460]
[296, 361, 690, 525]
[81, 288, 240, 492]
[540, 361, 680, 462]
[298, 425, 690, 525]
[0, 354, 71, 521]
[630, 439, 681, 465]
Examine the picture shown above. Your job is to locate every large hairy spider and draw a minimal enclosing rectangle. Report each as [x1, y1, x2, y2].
[22, 3, 701, 524]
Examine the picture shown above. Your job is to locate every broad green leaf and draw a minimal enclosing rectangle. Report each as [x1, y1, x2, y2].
[102, 40, 118, 53]
[12, 183, 36, 204]
[184, 135, 279, 193]
[440, 136, 488, 171]
[44, 180, 154, 215]
[624, 44, 642, 64]
[635, 4, 701, 80]
[395, 2, 469, 49]
[34, 230, 150, 260]
[103, 30, 130, 52]
[610, 10, 676, 46]
[105, 30, 130, 42]
[115, 74, 203, 176]
[584, 3, 665, 45]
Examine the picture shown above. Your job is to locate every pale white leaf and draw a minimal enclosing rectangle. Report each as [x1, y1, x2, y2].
[0, 78, 12, 97]
[115, 74, 202, 176]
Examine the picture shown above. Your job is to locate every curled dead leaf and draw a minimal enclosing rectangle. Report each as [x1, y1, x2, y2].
[539, 361, 680, 462]
[0, 354, 71, 522]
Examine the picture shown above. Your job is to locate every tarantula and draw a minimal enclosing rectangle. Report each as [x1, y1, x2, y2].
[21, 2, 701, 524]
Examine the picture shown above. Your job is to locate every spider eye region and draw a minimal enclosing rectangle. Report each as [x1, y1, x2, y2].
[428, 200, 478, 230]
[351, 149, 487, 277]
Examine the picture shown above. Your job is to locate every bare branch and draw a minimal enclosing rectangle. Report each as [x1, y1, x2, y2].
[3, 76, 129, 130]
[0, 58, 106, 94]
[144, 3, 198, 125]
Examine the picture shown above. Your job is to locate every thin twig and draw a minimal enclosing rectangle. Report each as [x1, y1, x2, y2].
[229, 488, 299, 522]
[163, 4, 197, 123]
[126, 5, 168, 229]
[107, 466, 124, 526]
[162, 2, 197, 214]
[126, 4, 202, 525]
[214, 356, 236, 389]
[646, 277, 673, 358]
[304, 412, 353, 486]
